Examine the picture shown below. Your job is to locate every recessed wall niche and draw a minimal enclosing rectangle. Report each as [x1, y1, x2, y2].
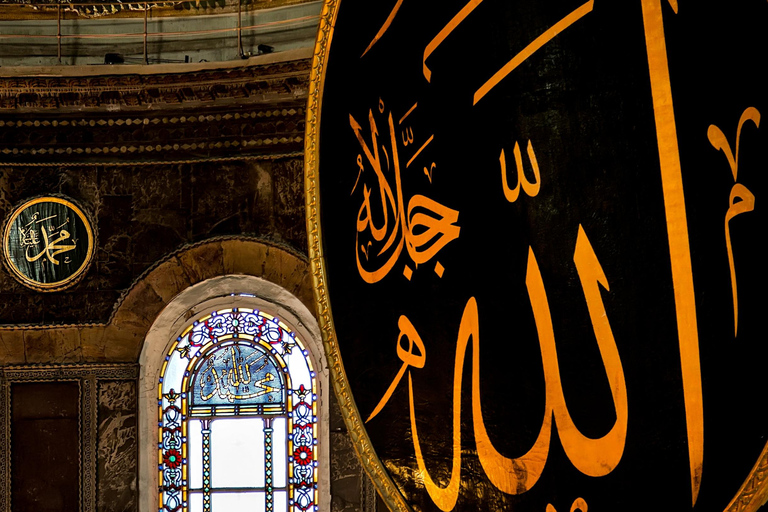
[0, 364, 138, 512]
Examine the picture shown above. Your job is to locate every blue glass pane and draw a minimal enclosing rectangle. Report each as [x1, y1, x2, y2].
[190, 343, 285, 407]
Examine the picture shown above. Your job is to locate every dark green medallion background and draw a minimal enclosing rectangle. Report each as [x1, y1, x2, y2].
[4, 197, 94, 291]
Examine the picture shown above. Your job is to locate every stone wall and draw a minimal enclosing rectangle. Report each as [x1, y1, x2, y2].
[0, 163, 306, 326]
[0, 57, 380, 512]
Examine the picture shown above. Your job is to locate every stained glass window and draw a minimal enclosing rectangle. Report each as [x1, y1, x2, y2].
[159, 308, 318, 512]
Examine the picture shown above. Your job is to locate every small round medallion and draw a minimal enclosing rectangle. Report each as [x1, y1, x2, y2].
[2, 196, 95, 291]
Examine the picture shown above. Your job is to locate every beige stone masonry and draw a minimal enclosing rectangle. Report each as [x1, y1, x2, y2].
[0, 238, 314, 365]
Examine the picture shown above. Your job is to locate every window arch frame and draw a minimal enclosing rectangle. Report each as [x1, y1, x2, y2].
[139, 275, 330, 512]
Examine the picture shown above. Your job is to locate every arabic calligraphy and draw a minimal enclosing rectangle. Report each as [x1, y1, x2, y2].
[368, 225, 627, 510]
[194, 345, 282, 405]
[500, 140, 542, 202]
[360, 0, 406, 58]
[473, 1, 594, 105]
[546, 498, 588, 512]
[19, 213, 78, 265]
[707, 106, 760, 337]
[315, 0, 768, 508]
[640, 0, 703, 503]
[25, 226, 77, 265]
[423, 0, 484, 83]
[3, 196, 94, 291]
[351, 99, 460, 283]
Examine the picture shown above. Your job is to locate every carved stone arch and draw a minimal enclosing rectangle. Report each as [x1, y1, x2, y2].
[131, 238, 329, 512]
[0, 237, 329, 512]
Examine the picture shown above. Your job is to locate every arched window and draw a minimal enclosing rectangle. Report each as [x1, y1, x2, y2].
[158, 306, 318, 512]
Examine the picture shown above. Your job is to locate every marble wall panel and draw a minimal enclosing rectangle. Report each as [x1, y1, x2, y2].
[0, 159, 307, 326]
[11, 381, 80, 512]
[97, 380, 138, 512]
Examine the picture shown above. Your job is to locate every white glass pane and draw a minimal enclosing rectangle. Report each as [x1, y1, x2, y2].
[274, 490, 287, 512]
[211, 417, 265, 488]
[211, 491, 264, 512]
[272, 417, 287, 488]
[188, 419, 204, 489]
[189, 492, 203, 512]
[162, 349, 187, 394]
[285, 351, 311, 390]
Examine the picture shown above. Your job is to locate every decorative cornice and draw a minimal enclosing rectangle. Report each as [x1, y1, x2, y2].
[0, 58, 311, 111]
[0, 59, 311, 163]
[0, 0, 314, 20]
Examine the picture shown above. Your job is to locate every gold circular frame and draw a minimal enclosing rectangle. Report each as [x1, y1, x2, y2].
[2, 196, 95, 292]
[304, 1, 768, 512]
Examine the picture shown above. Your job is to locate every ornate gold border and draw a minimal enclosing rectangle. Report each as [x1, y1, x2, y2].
[724, 442, 768, 512]
[2, 196, 95, 292]
[304, 1, 411, 511]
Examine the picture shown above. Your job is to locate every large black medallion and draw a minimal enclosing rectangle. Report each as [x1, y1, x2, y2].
[307, 1, 768, 511]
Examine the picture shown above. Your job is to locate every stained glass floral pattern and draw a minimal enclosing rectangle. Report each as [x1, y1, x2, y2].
[159, 306, 318, 512]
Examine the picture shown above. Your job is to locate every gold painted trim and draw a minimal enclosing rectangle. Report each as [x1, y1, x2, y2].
[725, 442, 768, 512]
[304, 1, 411, 511]
[2, 196, 95, 292]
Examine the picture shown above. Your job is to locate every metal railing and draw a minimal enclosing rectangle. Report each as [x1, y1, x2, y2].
[0, 0, 320, 65]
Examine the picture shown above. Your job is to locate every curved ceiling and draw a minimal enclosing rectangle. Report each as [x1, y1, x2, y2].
[0, 0, 320, 67]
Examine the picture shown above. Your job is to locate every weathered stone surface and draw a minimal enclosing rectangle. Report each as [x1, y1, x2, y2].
[329, 387, 346, 432]
[261, 244, 283, 286]
[57, 329, 84, 362]
[331, 429, 365, 512]
[177, 241, 224, 284]
[298, 269, 317, 318]
[280, 250, 304, 288]
[22, 330, 56, 364]
[80, 326, 108, 361]
[281, 251, 310, 295]
[0, 329, 25, 364]
[103, 324, 144, 362]
[97, 380, 138, 512]
[273, 158, 308, 249]
[145, 256, 193, 303]
[113, 280, 165, 333]
[0, 292, 44, 325]
[26, 327, 82, 363]
[98, 168, 134, 196]
[42, 291, 118, 324]
[221, 238, 270, 277]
